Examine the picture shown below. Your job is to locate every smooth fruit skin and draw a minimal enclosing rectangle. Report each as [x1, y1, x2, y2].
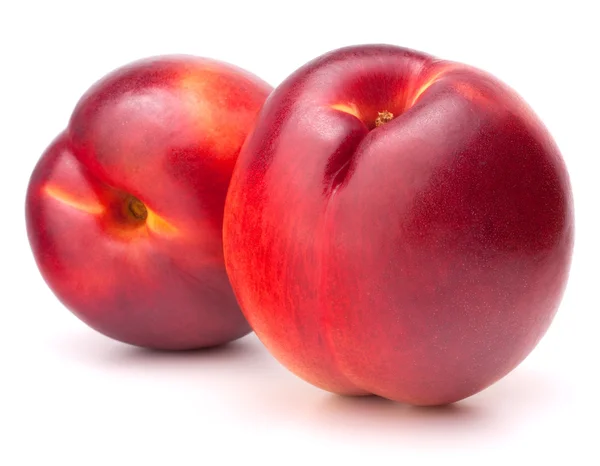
[27, 56, 272, 350]
[223, 45, 574, 405]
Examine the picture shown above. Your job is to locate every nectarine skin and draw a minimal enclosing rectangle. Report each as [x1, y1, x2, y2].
[27, 56, 272, 350]
[223, 45, 574, 405]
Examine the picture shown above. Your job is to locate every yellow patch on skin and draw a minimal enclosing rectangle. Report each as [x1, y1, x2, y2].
[43, 185, 105, 215]
[410, 68, 452, 107]
[178, 71, 238, 160]
[146, 209, 179, 236]
[331, 103, 362, 120]
[179, 72, 209, 95]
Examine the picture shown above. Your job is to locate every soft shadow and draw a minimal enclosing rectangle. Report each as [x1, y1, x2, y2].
[108, 338, 257, 365]
[312, 393, 486, 445]
[51, 329, 571, 446]
[304, 368, 568, 446]
[321, 393, 480, 422]
[51, 330, 269, 373]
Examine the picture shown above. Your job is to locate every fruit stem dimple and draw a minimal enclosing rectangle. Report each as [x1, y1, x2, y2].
[374, 110, 394, 127]
[128, 196, 148, 221]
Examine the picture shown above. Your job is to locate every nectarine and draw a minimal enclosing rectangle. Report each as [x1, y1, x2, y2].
[27, 56, 272, 350]
[223, 44, 573, 405]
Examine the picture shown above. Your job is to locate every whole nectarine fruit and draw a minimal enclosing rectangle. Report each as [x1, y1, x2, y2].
[27, 56, 272, 350]
[223, 45, 573, 405]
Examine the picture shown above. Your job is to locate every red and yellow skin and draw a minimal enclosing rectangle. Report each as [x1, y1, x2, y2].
[223, 45, 574, 405]
[26, 56, 272, 350]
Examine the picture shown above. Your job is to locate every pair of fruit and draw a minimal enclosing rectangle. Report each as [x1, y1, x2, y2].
[26, 45, 573, 406]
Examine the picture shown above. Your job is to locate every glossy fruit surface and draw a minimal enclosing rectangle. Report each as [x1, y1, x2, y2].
[224, 44, 574, 405]
[27, 56, 272, 349]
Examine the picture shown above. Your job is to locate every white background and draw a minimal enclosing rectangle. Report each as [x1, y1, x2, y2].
[1, 1, 598, 464]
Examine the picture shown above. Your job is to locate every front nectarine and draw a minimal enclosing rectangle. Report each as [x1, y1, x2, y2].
[223, 44, 573, 405]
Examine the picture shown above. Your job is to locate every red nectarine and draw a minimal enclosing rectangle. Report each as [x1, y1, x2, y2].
[223, 44, 573, 405]
[27, 56, 272, 350]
